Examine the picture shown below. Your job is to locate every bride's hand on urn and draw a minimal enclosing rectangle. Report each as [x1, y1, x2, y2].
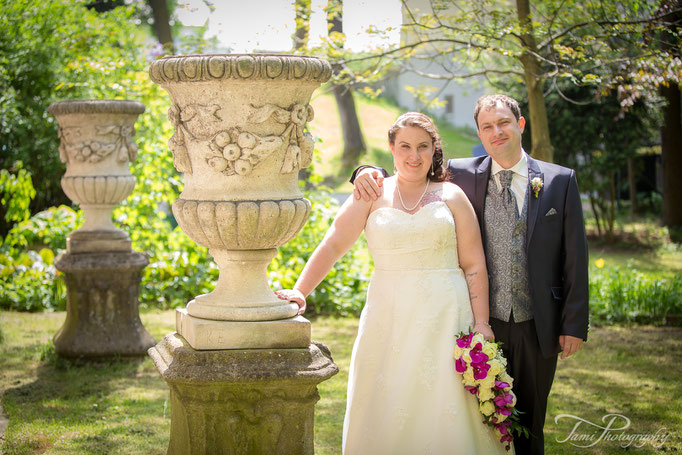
[353, 168, 384, 201]
[474, 322, 495, 341]
[275, 289, 306, 315]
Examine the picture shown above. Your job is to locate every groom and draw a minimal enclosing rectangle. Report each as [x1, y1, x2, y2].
[350, 94, 589, 455]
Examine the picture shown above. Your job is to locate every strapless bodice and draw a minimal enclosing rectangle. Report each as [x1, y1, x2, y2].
[364, 201, 460, 272]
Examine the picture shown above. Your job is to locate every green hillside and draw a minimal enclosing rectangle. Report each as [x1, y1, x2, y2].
[308, 91, 481, 192]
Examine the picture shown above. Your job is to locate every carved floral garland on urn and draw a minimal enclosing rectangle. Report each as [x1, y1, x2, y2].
[167, 102, 315, 177]
[149, 54, 332, 323]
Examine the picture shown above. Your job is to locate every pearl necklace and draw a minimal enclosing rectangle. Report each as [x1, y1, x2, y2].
[396, 178, 430, 212]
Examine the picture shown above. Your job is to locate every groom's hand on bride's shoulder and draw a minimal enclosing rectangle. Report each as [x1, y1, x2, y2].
[275, 289, 306, 315]
[559, 335, 583, 360]
[353, 168, 384, 201]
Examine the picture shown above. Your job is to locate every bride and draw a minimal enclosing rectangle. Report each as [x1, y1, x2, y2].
[277, 112, 513, 454]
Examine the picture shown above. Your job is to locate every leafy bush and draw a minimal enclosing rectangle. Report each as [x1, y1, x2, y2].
[0, 162, 36, 237]
[4, 205, 81, 252]
[270, 185, 372, 316]
[0, 249, 66, 312]
[590, 265, 682, 325]
[0, 0, 165, 225]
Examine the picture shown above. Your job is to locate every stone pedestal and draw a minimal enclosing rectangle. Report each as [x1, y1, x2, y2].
[149, 333, 338, 455]
[148, 54, 338, 454]
[54, 251, 155, 358]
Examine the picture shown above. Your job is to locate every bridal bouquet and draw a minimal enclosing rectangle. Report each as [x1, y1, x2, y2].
[453, 330, 527, 451]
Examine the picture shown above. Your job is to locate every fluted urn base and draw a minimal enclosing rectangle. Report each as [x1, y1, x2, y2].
[149, 333, 338, 455]
[54, 251, 155, 358]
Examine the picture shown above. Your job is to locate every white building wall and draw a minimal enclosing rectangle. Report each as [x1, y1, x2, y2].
[383, 68, 486, 130]
[380, 0, 489, 129]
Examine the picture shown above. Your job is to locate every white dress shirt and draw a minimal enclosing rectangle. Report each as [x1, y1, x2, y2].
[490, 151, 529, 216]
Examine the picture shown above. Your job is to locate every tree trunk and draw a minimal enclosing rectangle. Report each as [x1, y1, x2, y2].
[627, 156, 637, 216]
[607, 173, 616, 242]
[661, 83, 682, 240]
[588, 193, 602, 237]
[333, 84, 367, 169]
[327, 0, 366, 170]
[147, 0, 174, 53]
[516, 0, 554, 163]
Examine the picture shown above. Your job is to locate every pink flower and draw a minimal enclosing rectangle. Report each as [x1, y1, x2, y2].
[496, 421, 512, 434]
[470, 349, 489, 364]
[473, 363, 491, 380]
[464, 385, 478, 395]
[494, 381, 510, 390]
[455, 357, 467, 373]
[494, 393, 514, 408]
[456, 332, 473, 348]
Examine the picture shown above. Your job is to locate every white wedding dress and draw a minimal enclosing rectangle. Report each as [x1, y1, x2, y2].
[342, 201, 513, 455]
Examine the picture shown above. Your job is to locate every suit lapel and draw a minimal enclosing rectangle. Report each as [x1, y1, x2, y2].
[474, 157, 491, 226]
[526, 156, 543, 247]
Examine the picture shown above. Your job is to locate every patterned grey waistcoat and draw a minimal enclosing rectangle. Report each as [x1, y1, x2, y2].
[483, 173, 533, 322]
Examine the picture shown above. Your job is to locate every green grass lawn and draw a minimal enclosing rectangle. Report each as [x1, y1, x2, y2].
[1, 310, 679, 454]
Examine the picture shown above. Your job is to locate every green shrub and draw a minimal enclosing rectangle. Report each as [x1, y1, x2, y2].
[270, 186, 372, 316]
[0, 248, 66, 312]
[589, 265, 682, 325]
[0, 162, 36, 237]
[4, 205, 81, 252]
[0, 0, 168, 223]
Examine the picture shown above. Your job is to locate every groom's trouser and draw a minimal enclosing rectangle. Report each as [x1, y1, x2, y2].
[491, 316, 558, 455]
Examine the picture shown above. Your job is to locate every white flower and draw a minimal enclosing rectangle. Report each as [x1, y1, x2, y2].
[479, 400, 496, 416]
[478, 387, 495, 402]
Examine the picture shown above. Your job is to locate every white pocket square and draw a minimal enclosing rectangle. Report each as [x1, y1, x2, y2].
[545, 208, 557, 216]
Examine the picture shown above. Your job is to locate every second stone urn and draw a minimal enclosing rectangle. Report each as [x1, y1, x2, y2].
[149, 54, 332, 349]
[49, 100, 144, 254]
[48, 99, 155, 358]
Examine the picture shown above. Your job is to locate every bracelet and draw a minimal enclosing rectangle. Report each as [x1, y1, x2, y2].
[474, 321, 491, 328]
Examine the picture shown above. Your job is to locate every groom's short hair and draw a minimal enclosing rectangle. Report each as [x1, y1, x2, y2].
[473, 94, 522, 128]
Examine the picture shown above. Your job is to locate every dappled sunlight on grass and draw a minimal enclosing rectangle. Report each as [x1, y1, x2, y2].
[1, 312, 679, 454]
[545, 325, 681, 454]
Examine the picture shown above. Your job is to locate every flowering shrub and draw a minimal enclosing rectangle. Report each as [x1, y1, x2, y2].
[589, 262, 682, 325]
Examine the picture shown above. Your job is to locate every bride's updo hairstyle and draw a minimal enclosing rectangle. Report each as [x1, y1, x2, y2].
[388, 112, 449, 182]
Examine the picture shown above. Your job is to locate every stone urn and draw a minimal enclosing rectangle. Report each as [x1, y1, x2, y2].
[49, 100, 145, 253]
[148, 55, 338, 455]
[149, 54, 332, 348]
[48, 99, 155, 358]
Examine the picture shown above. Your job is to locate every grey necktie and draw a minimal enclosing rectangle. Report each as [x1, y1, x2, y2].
[498, 170, 515, 207]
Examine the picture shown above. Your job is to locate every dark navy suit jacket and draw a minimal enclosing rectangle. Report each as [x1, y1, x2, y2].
[446, 155, 589, 358]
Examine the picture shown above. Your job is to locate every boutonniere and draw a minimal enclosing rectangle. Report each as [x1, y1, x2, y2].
[531, 177, 543, 198]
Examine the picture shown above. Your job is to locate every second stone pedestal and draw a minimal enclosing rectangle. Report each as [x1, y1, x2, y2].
[149, 333, 338, 455]
[54, 250, 156, 358]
